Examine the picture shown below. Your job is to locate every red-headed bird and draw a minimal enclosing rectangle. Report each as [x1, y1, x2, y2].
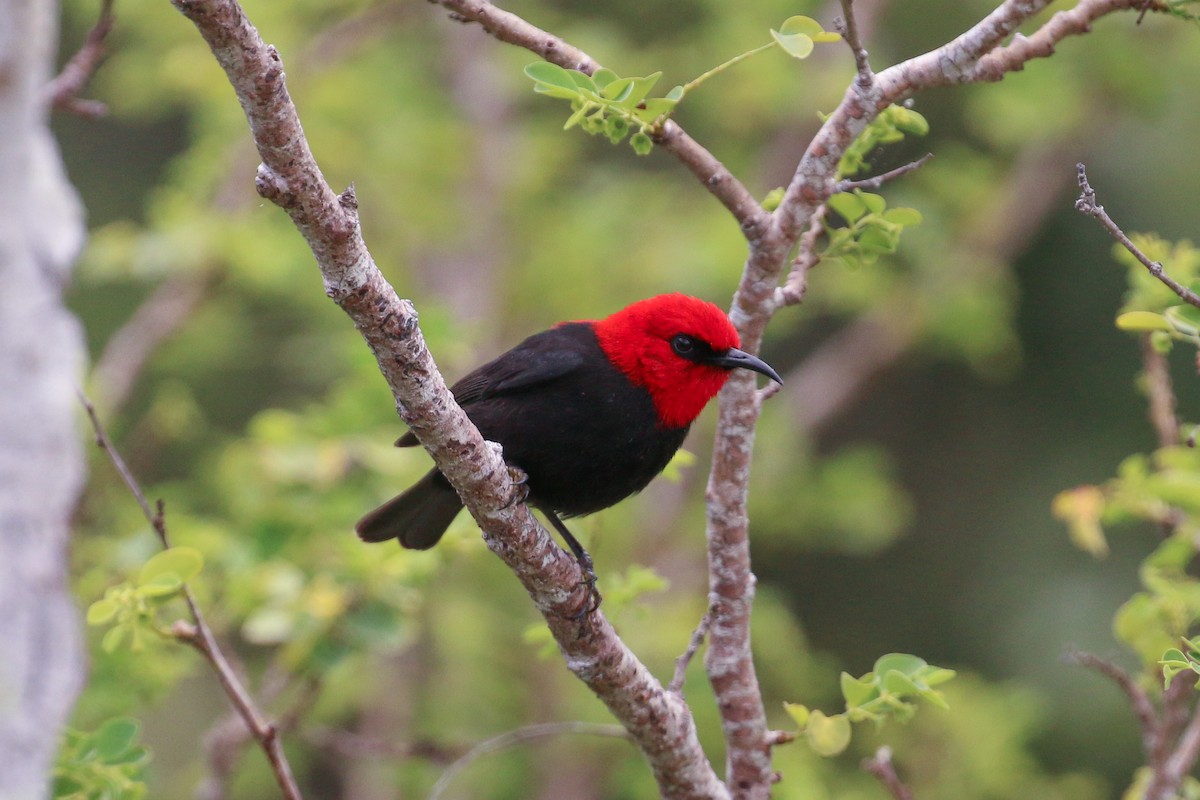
[356, 293, 781, 605]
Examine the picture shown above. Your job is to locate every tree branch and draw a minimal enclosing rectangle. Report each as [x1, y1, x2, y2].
[862, 747, 915, 800]
[45, 0, 115, 117]
[80, 393, 303, 800]
[171, 2, 726, 795]
[429, 0, 769, 239]
[1075, 161, 1200, 309]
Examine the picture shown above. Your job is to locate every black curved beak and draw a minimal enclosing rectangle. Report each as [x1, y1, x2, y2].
[708, 347, 783, 384]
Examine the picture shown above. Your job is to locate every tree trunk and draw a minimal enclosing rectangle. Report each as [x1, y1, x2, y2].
[0, 1, 88, 796]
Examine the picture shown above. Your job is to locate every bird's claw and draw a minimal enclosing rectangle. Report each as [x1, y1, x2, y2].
[569, 550, 602, 623]
[502, 466, 530, 509]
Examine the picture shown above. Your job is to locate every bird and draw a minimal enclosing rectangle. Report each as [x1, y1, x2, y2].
[355, 293, 781, 608]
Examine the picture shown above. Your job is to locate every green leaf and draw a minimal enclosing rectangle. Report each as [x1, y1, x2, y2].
[858, 225, 898, 254]
[860, 192, 887, 215]
[873, 653, 927, 676]
[806, 710, 852, 756]
[783, 701, 810, 728]
[892, 107, 930, 136]
[525, 62, 585, 101]
[770, 29, 815, 60]
[840, 671, 879, 707]
[524, 62, 578, 92]
[918, 687, 951, 710]
[135, 572, 184, 599]
[883, 207, 923, 227]
[101, 625, 128, 654]
[94, 719, 139, 763]
[87, 598, 119, 626]
[567, 71, 598, 94]
[1116, 311, 1173, 332]
[882, 669, 920, 695]
[563, 102, 591, 130]
[604, 72, 662, 107]
[601, 77, 637, 102]
[138, 547, 202, 587]
[919, 666, 957, 687]
[632, 98, 679, 124]
[591, 68, 618, 89]
[828, 193, 867, 223]
[778, 15, 825, 37]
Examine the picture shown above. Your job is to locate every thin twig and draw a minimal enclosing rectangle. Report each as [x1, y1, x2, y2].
[428, 722, 630, 800]
[669, 610, 712, 694]
[79, 392, 304, 800]
[862, 746, 914, 800]
[1140, 334, 1180, 449]
[1066, 649, 1158, 744]
[777, 202, 829, 308]
[835, 153, 934, 194]
[303, 727, 463, 764]
[1075, 162, 1200, 309]
[45, 0, 116, 117]
[837, 0, 873, 86]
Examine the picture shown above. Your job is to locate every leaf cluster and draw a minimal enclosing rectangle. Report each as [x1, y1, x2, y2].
[523, 16, 839, 155]
[85, 547, 203, 653]
[1056, 448, 1200, 675]
[1109, 235, 1200, 353]
[54, 719, 149, 800]
[784, 653, 955, 756]
[823, 190, 923, 270]
[837, 105, 929, 178]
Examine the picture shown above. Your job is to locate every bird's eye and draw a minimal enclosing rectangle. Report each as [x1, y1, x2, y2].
[671, 334, 696, 356]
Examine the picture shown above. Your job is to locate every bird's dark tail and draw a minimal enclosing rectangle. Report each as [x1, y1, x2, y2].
[355, 469, 463, 549]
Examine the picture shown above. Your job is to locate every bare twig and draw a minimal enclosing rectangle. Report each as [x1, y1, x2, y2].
[777, 203, 828, 308]
[669, 610, 712, 694]
[302, 726, 463, 763]
[79, 392, 303, 800]
[835, 153, 934, 194]
[1075, 163, 1200, 309]
[1140, 334, 1180, 449]
[1066, 650, 1158, 744]
[862, 747, 914, 800]
[837, 0, 873, 87]
[45, 0, 116, 117]
[428, 722, 631, 800]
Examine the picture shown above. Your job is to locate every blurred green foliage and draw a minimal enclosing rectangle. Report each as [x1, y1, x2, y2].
[57, 0, 1200, 796]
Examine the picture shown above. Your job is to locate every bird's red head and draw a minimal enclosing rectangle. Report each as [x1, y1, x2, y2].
[592, 293, 781, 429]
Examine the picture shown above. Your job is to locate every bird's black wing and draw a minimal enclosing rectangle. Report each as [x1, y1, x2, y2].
[395, 329, 588, 447]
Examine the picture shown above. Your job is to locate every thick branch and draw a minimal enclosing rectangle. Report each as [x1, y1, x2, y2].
[171, 2, 725, 795]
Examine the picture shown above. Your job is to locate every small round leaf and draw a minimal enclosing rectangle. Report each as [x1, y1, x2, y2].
[805, 710, 852, 756]
[138, 547, 202, 587]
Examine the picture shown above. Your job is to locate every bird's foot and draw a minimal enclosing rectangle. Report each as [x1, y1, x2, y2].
[570, 549, 602, 622]
[502, 465, 530, 509]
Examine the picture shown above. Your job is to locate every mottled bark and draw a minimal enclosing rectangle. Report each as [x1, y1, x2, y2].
[0, 0, 88, 796]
